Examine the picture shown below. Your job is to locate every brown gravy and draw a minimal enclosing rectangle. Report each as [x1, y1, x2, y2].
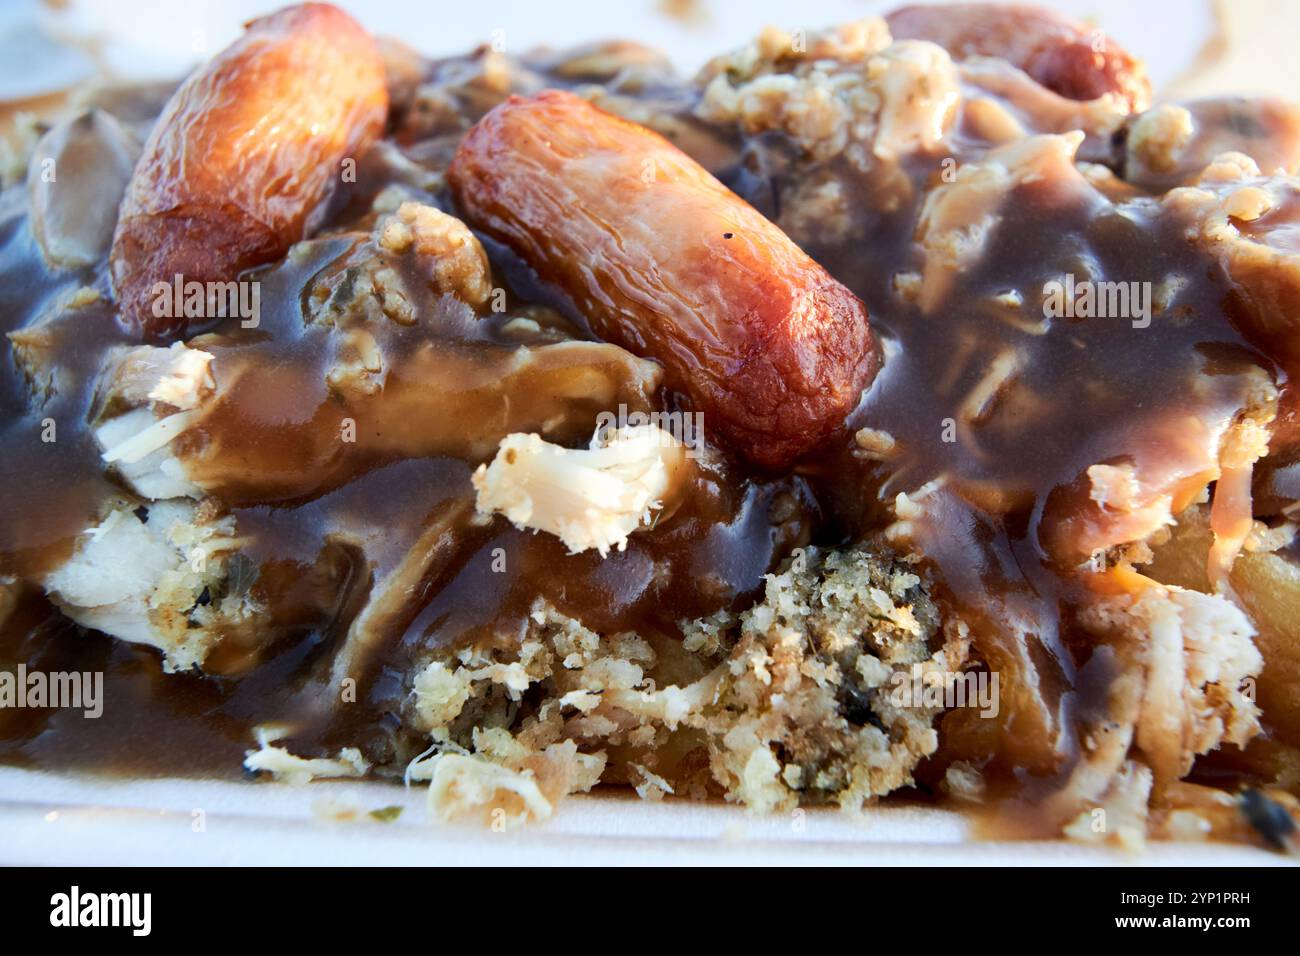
[0, 40, 1286, 800]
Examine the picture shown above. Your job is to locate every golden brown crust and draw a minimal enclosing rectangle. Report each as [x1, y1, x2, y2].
[110, 3, 388, 337]
[448, 90, 877, 469]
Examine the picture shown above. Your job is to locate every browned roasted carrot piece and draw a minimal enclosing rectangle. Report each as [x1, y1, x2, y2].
[110, 3, 388, 337]
[448, 91, 877, 468]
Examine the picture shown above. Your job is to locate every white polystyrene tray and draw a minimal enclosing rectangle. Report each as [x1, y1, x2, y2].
[1, 0, 1296, 865]
[1, 767, 1290, 865]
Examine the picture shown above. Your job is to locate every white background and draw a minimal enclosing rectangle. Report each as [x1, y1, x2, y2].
[0, 0, 1239, 101]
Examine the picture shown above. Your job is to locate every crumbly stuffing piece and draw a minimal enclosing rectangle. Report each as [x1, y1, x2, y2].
[43, 499, 258, 672]
[777, 172, 859, 245]
[695, 19, 957, 180]
[1122, 98, 1300, 192]
[1126, 104, 1196, 178]
[690, 20, 961, 250]
[695, 19, 893, 88]
[308, 200, 491, 330]
[399, 545, 970, 823]
[1162, 162, 1300, 370]
[376, 201, 492, 310]
[688, 548, 970, 813]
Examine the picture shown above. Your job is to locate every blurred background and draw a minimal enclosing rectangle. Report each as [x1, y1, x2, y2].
[2, 0, 1298, 108]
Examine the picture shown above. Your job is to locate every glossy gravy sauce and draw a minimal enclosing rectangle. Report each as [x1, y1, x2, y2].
[0, 45, 1281, 799]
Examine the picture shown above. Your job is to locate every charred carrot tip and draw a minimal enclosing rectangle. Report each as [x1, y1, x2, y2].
[109, 2, 388, 338]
